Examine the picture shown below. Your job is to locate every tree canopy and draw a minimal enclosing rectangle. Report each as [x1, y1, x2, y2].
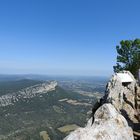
[113, 39, 140, 78]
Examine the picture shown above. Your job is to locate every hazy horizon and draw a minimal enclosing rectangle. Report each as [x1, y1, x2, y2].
[0, 72, 111, 78]
[0, 69, 112, 77]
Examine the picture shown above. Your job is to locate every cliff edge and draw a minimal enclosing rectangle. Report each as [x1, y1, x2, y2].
[64, 71, 140, 140]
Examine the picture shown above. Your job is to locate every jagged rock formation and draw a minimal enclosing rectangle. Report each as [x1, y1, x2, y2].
[64, 104, 134, 140]
[103, 71, 140, 139]
[65, 71, 140, 140]
[103, 71, 136, 123]
[0, 81, 57, 107]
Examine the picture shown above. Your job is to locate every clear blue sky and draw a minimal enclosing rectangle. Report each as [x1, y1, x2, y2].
[0, 0, 140, 76]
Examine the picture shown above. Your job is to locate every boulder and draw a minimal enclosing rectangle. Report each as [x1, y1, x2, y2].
[64, 104, 134, 140]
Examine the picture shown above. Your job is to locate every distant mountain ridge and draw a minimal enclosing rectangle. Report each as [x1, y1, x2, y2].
[0, 81, 57, 107]
[0, 79, 45, 96]
[0, 74, 109, 81]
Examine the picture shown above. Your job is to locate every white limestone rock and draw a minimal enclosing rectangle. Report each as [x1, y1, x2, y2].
[64, 104, 134, 140]
[103, 71, 138, 124]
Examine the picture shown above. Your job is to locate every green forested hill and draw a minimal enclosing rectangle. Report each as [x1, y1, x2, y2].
[0, 79, 43, 96]
[0, 77, 105, 140]
[0, 85, 98, 140]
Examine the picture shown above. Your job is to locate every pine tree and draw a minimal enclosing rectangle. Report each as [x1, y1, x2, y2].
[113, 39, 140, 78]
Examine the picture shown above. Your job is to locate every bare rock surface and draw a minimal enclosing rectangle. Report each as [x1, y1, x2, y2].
[103, 71, 137, 123]
[65, 71, 140, 140]
[64, 104, 134, 140]
[103, 71, 140, 139]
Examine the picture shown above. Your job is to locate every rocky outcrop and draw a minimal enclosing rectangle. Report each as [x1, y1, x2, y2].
[65, 71, 140, 140]
[103, 71, 137, 124]
[0, 81, 57, 107]
[64, 104, 134, 140]
[103, 71, 140, 139]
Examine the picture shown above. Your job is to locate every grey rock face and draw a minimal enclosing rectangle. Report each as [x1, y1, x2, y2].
[103, 71, 140, 139]
[64, 104, 134, 140]
[65, 71, 140, 140]
[103, 71, 137, 123]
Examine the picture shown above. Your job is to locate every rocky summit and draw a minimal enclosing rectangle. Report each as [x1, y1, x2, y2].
[65, 71, 140, 140]
[64, 103, 134, 140]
